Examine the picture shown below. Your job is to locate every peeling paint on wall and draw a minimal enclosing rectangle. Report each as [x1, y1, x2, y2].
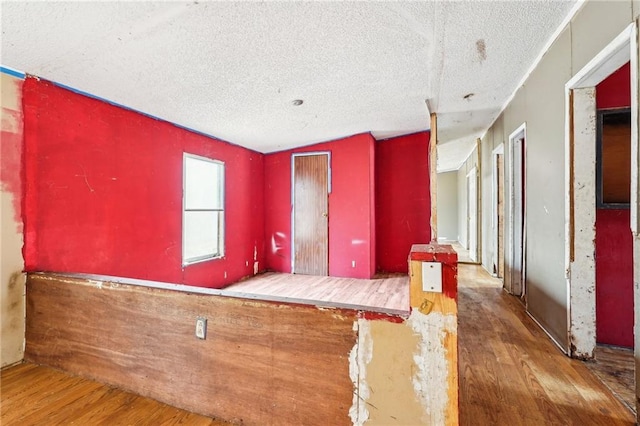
[349, 319, 372, 425]
[568, 87, 597, 359]
[1, 72, 25, 367]
[407, 309, 457, 424]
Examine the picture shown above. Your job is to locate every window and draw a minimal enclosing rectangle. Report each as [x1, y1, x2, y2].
[183, 153, 224, 265]
[596, 108, 631, 208]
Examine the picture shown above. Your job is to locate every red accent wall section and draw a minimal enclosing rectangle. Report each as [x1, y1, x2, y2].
[375, 132, 431, 273]
[22, 78, 264, 288]
[594, 61, 633, 348]
[595, 209, 633, 347]
[596, 62, 630, 109]
[264, 134, 376, 279]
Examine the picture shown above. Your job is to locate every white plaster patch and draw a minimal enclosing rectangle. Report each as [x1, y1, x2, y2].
[567, 87, 597, 359]
[88, 279, 103, 289]
[349, 319, 372, 426]
[407, 309, 456, 425]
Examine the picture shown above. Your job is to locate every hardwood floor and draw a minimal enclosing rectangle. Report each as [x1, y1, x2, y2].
[585, 345, 636, 415]
[458, 264, 635, 425]
[226, 271, 409, 312]
[2, 264, 635, 425]
[1, 362, 231, 425]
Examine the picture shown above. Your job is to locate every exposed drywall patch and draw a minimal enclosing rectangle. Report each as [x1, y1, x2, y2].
[1, 72, 25, 367]
[349, 319, 372, 425]
[364, 318, 423, 424]
[567, 87, 597, 359]
[88, 279, 104, 289]
[407, 309, 456, 424]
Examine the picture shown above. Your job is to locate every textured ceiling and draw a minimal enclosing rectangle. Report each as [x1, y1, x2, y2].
[1, 1, 578, 171]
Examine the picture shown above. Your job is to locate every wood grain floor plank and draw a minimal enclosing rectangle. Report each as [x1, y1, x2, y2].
[1, 364, 231, 425]
[585, 345, 636, 415]
[458, 264, 635, 426]
[227, 272, 409, 312]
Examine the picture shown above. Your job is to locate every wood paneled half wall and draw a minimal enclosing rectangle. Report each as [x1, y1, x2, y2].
[25, 271, 458, 425]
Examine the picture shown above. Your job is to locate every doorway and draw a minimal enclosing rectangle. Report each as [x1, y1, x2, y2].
[595, 107, 633, 349]
[506, 125, 526, 298]
[291, 152, 330, 275]
[467, 167, 478, 263]
[492, 144, 505, 278]
[565, 21, 638, 419]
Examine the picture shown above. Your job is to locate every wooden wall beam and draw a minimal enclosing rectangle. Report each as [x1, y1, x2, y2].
[430, 112, 438, 242]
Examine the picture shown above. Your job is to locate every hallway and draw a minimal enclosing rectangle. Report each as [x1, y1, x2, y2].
[458, 264, 635, 425]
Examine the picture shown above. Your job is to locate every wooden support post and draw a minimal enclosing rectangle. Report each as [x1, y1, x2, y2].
[408, 243, 458, 424]
[430, 112, 438, 242]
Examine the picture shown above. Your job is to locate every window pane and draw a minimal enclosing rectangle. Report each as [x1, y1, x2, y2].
[184, 211, 220, 261]
[601, 111, 631, 205]
[185, 157, 223, 209]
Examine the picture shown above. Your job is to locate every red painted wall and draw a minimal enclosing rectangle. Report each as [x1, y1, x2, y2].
[595, 62, 633, 348]
[375, 132, 431, 273]
[22, 78, 264, 288]
[264, 134, 376, 279]
[596, 62, 630, 110]
[595, 209, 633, 347]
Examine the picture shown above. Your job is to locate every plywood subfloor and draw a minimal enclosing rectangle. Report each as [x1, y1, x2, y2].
[586, 345, 636, 415]
[1, 362, 231, 425]
[458, 264, 635, 425]
[227, 272, 409, 312]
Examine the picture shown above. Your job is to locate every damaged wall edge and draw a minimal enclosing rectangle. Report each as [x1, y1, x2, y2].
[25, 269, 459, 425]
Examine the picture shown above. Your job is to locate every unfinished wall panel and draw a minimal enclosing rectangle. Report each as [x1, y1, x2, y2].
[26, 272, 460, 425]
[25, 274, 357, 425]
[0, 71, 25, 367]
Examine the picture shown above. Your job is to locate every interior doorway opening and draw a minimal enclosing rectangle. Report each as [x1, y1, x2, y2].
[505, 124, 526, 298]
[565, 22, 638, 418]
[467, 167, 479, 263]
[492, 144, 505, 279]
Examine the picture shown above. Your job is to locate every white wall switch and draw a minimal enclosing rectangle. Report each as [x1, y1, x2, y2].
[421, 262, 443, 293]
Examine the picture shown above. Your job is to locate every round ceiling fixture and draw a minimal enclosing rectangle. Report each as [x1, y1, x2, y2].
[292, 99, 304, 106]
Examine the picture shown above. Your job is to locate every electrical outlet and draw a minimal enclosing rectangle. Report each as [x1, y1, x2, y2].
[352, 260, 356, 268]
[195, 317, 207, 340]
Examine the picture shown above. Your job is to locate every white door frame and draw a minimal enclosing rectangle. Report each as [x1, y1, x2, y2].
[492, 143, 505, 277]
[506, 124, 526, 296]
[467, 167, 478, 263]
[565, 22, 638, 363]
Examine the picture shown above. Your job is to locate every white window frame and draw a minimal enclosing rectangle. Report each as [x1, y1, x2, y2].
[182, 153, 225, 265]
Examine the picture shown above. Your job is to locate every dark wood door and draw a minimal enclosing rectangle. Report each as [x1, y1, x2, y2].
[293, 154, 329, 275]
